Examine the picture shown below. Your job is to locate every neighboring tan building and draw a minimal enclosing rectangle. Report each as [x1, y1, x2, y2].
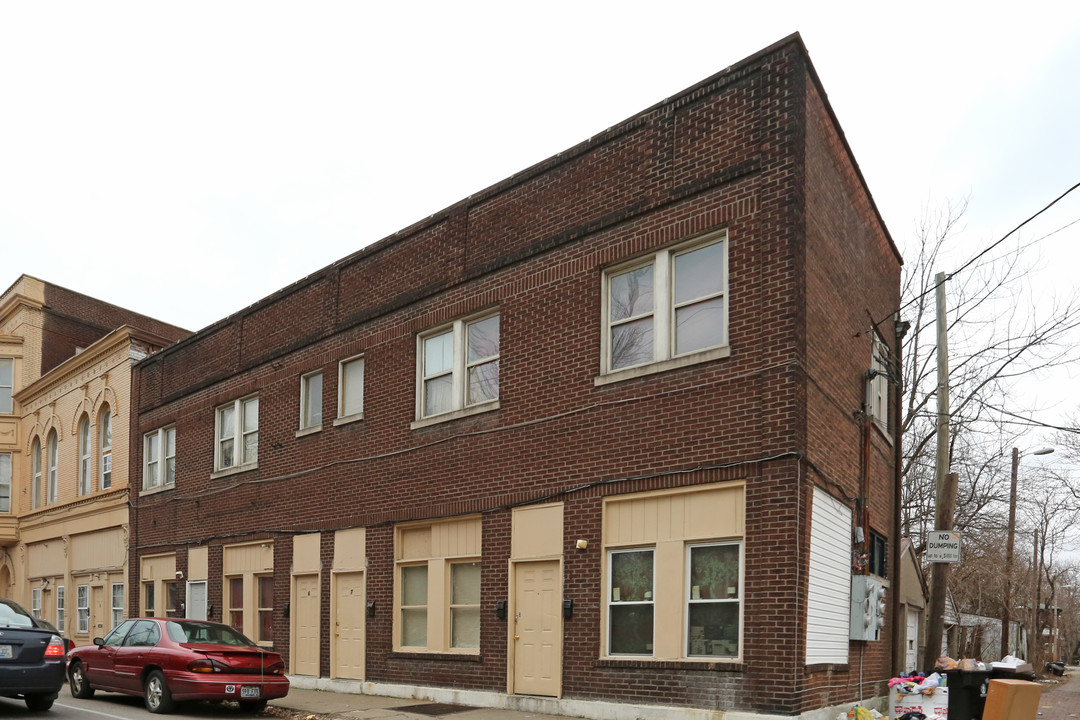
[130, 35, 903, 719]
[0, 275, 187, 644]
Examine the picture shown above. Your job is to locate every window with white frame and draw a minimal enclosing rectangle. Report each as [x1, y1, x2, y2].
[143, 426, 176, 490]
[111, 583, 124, 628]
[608, 548, 655, 655]
[31, 438, 42, 509]
[418, 313, 499, 419]
[32, 587, 42, 618]
[216, 396, 258, 471]
[686, 542, 741, 658]
[78, 415, 91, 495]
[603, 232, 727, 374]
[0, 452, 10, 513]
[56, 586, 65, 631]
[77, 584, 89, 634]
[99, 407, 112, 489]
[0, 358, 12, 413]
[337, 355, 364, 419]
[300, 371, 322, 430]
[868, 333, 890, 430]
[46, 431, 58, 504]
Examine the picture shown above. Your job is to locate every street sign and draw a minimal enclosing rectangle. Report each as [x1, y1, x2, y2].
[926, 530, 962, 563]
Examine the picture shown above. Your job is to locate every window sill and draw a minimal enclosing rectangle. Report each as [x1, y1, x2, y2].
[594, 346, 731, 386]
[389, 651, 482, 662]
[139, 484, 175, 497]
[410, 400, 499, 430]
[596, 658, 743, 671]
[295, 425, 322, 438]
[333, 412, 364, 427]
[211, 463, 258, 480]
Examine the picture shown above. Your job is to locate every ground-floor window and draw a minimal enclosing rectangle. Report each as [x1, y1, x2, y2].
[222, 541, 276, 645]
[56, 586, 65, 631]
[394, 516, 481, 653]
[77, 585, 90, 634]
[111, 583, 124, 628]
[602, 482, 745, 661]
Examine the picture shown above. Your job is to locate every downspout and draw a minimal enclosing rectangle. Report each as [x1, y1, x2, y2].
[890, 317, 909, 674]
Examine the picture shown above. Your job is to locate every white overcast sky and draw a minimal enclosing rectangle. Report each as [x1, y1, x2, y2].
[3, 1, 1080, 440]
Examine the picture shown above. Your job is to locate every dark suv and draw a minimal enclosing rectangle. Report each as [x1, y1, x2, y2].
[0, 599, 67, 711]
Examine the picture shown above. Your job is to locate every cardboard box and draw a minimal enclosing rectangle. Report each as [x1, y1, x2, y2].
[889, 687, 948, 720]
[981, 678, 1041, 720]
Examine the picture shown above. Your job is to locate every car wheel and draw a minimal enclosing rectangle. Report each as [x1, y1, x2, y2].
[239, 698, 268, 713]
[144, 669, 176, 714]
[24, 693, 55, 712]
[69, 661, 96, 698]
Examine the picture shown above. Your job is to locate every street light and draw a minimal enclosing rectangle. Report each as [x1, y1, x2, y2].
[1001, 446, 1053, 659]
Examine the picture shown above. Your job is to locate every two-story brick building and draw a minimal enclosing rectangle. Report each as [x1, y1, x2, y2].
[129, 34, 903, 718]
[0, 275, 188, 642]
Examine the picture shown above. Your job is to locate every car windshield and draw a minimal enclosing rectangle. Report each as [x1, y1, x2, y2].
[0, 600, 36, 629]
[166, 621, 256, 646]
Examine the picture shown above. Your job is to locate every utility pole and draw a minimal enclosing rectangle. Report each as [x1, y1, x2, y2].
[1029, 528, 1039, 662]
[923, 272, 953, 671]
[1001, 447, 1020, 658]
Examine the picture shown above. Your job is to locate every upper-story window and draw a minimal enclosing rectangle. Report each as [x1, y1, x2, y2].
[602, 232, 728, 376]
[46, 431, 58, 504]
[868, 333, 890, 431]
[144, 426, 176, 490]
[31, 438, 42, 509]
[337, 355, 364, 421]
[417, 312, 499, 420]
[0, 358, 12, 413]
[0, 452, 11, 513]
[99, 407, 112, 490]
[216, 396, 258, 472]
[78, 416, 92, 496]
[299, 371, 322, 431]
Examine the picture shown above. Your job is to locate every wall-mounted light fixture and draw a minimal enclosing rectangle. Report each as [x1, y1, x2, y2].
[575, 539, 588, 550]
[367, 601, 376, 617]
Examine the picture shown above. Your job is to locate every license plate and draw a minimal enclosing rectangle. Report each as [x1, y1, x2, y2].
[0, 646, 11, 659]
[240, 686, 261, 698]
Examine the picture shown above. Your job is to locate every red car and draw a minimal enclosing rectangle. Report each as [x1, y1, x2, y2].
[67, 618, 289, 714]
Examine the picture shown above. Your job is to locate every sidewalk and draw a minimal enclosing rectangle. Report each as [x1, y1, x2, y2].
[268, 687, 564, 720]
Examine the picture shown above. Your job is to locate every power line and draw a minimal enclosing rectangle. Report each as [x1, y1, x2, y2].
[873, 180, 1080, 332]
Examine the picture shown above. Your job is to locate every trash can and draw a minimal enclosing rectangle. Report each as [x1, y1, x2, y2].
[942, 669, 991, 720]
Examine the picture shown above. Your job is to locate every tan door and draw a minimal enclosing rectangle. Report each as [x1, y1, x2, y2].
[91, 586, 105, 635]
[512, 560, 561, 696]
[292, 574, 320, 676]
[332, 571, 365, 680]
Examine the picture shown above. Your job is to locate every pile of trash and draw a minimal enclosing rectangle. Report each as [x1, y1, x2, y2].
[835, 706, 883, 720]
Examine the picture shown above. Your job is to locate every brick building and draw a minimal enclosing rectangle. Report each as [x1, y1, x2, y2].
[0, 275, 187, 642]
[129, 34, 903, 718]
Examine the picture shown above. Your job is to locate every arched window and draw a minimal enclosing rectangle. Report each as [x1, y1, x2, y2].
[78, 416, 91, 496]
[46, 431, 58, 504]
[31, 438, 42, 509]
[99, 407, 112, 490]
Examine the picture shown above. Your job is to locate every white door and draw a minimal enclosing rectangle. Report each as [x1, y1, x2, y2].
[905, 608, 920, 672]
[187, 581, 208, 620]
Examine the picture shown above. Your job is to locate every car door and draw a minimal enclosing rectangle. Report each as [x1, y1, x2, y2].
[114, 620, 160, 692]
[84, 619, 135, 690]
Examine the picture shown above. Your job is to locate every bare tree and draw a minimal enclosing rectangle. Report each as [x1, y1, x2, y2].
[900, 200, 1080, 552]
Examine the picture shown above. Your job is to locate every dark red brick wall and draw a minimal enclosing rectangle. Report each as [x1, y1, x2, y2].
[127, 36, 900, 716]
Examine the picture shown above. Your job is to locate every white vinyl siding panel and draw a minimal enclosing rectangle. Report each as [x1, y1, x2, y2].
[806, 488, 852, 664]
